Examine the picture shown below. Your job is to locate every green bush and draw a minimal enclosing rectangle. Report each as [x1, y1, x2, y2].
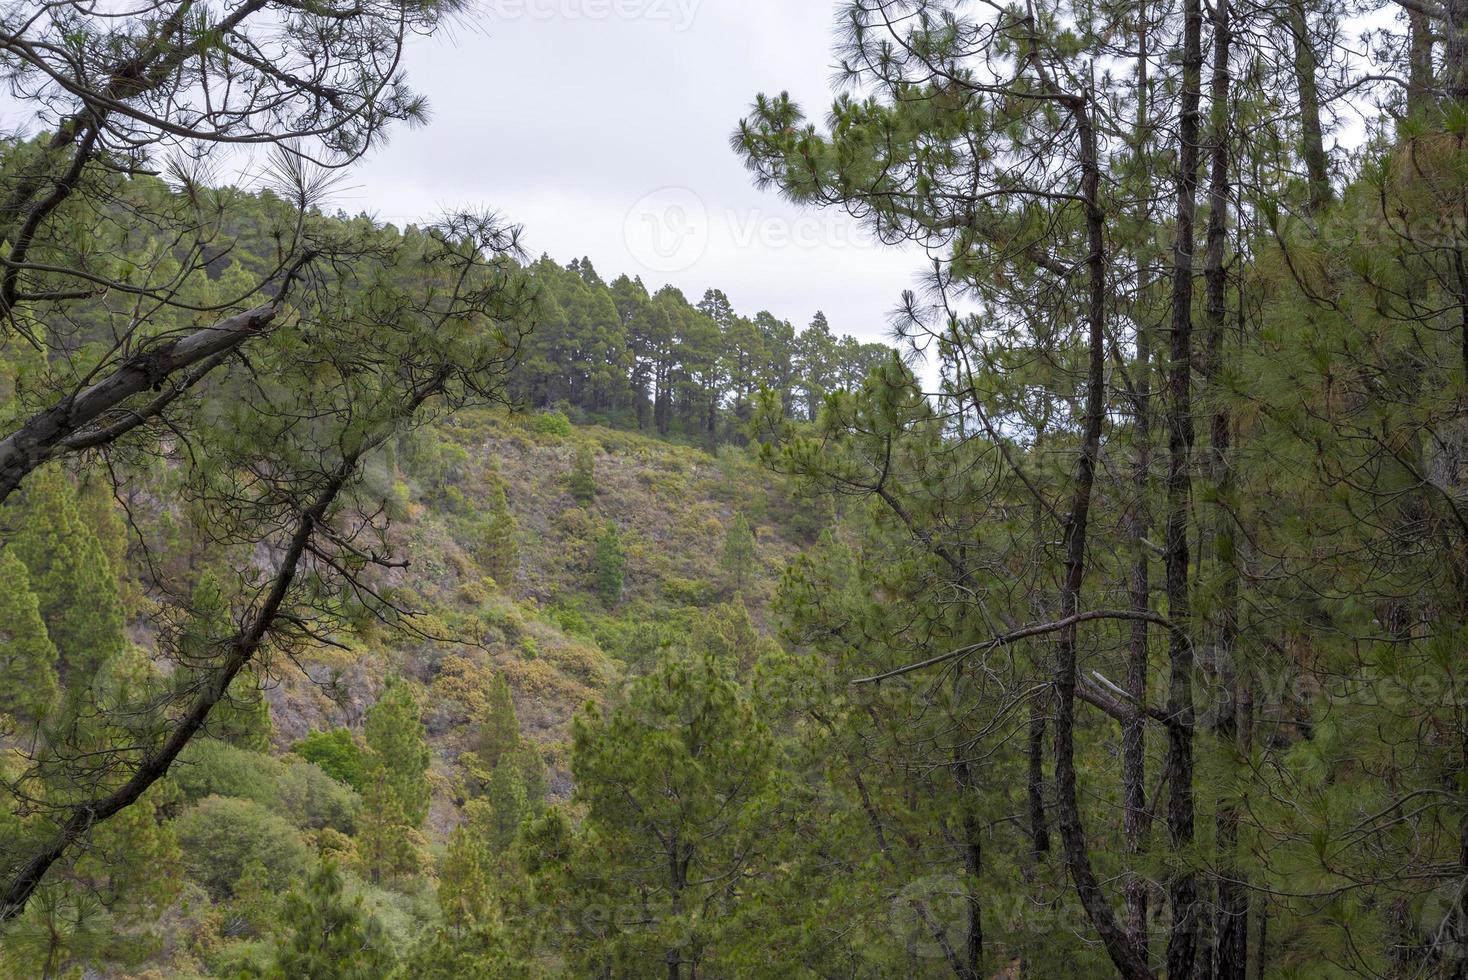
[174, 739, 280, 807]
[175, 739, 360, 833]
[175, 795, 315, 899]
[275, 760, 361, 834]
[662, 576, 715, 606]
[531, 411, 572, 437]
[292, 729, 367, 792]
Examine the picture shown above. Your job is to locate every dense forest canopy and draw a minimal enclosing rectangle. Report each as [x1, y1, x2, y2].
[0, 0, 1466, 978]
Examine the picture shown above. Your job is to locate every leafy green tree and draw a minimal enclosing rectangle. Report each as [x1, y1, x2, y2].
[0, 549, 59, 725]
[293, 729, 368, 792]
[719, 512, 758, 594]
[262, 860, 394, 980]
[568, 444, 598, 503]
[593, 522, 625, 607]
[174, 795, 314, 900]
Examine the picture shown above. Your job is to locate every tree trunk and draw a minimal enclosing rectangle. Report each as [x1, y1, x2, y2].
[1125, 5, 1155, 958]
[954, 756, 985, 979]
[1028, 696, 1051, 858]
[1204, 3, 1247, 977]
[1286, 0, 1332, 213]
[1448, 0, 1468, 102]
[1165, 0, 1204, 972]
[1409, 9, 1436, 119]
[1051, 96, 1156, 980]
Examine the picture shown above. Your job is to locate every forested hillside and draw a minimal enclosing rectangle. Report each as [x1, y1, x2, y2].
[3, 0, 1468, 978]
[0, 376, 815, 976]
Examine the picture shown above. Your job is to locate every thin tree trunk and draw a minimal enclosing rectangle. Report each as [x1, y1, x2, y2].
[1028, 694, 1051, 858]
[1204, 3, 1246, 977]
[1409, 9, 1436, 119]
[1125, 3, 1155, 958]
[1448, 0, 1468, 101]
[1052, 96, 1156, 980]
[1165, 0, 1204, 971]
[954, 756, 984, 979]
[1286, 0, 1332, 214]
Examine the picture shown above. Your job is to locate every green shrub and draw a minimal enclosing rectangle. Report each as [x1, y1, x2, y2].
[176, 795, 315, 899]
[175, 739, 360, 833]
[275, 761, 361, 834]
[174, 739, 280, 807]
[292, 729, 367, 792]
[568, 444, 597, 502]
[662, 576, 715, 606]
[531, 411, 572, 437]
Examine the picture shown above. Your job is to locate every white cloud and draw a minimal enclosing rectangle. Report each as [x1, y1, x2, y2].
[346, 0, 927, 347]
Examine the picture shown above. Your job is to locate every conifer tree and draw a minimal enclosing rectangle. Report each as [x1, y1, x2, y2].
[479, 467, 519, 586]
[264, 860, 394, 980]
[593, 523, 625, 607]
[4, 466, 126, 682]
[475, 675, 520, 772]
[472, 763, 528, 851]
[363, 678, 432, 828]
[508, 744, 548, 813]
[568, 444, 597, 504]
[0, 549, 59, 725]
[439, 825, 494, 933]
[719, 513, 757, 594]
[355, 778, 424, 885]
[560, 649, 774, 977]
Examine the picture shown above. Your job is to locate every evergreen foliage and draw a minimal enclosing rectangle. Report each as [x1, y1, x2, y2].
[363, 679, 432, 828]
[593, 523, 625, 606]
[719, 513, 757, 594]
[0, 549, 59, 725]
[261, 860, 394, 980]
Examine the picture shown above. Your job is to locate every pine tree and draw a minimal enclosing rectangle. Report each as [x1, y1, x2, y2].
[560, 649, 774, 976]
[363, 677, 432, 827]
[508, 743, 547, 814]
[4, 465, 126, 682]
[568, 444, 597, 503]
[264, 859, 394, 980]
[0, 548, 59, 724]
[479, 466, 518, 586]
[472, 762, 528, 851]
[356, 777, 424, 885]
[719, 513, 757, 594]
[475, 674, 520, 772]
[593, 522, 624, 606]
[181, 572, 271, 750]
[439, 825, 494, 932]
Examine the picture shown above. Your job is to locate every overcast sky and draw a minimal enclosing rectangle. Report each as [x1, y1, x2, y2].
[344, 0, 925, 348]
